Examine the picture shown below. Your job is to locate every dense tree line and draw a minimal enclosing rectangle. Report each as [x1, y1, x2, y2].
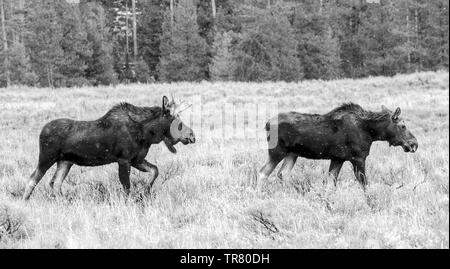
[0, 0, 448, 87]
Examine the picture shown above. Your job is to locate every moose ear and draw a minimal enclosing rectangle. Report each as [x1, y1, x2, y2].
[162, 96, 170, 115]
[392, 107, 401, 121]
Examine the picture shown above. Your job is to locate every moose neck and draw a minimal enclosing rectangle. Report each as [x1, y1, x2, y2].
[366, 119, 390, 142]
[142, 117, 171, 144]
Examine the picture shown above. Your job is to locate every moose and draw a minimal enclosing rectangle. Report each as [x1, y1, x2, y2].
[23, 96, 195, 200]
[258, 103, 418, 190]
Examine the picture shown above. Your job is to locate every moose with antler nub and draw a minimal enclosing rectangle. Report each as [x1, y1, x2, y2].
[23, 96, 195, 200]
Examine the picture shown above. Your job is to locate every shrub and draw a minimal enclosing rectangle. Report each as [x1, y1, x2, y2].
[0, 203, 30, 243]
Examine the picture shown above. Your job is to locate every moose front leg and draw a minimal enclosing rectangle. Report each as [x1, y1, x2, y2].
[132, 160, 159, 190]
[118, 161, 131, 196]
[163, 136, 177, 153]
[351, 158, 367, 191]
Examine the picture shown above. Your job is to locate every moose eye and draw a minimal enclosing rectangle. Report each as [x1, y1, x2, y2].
[401, 125, 406, 130]
[178, 123, 183, 131]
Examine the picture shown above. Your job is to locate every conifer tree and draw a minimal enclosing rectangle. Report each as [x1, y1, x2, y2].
[25, 0, 65, 87]
[158, 0, 208, 82]
[57, 2, 91, 87]
[210, 31, 234, 81]
[80, 1, 117, 85]
[357, 0, 399, 76]
[293, 2, 341, 80]
[233, 6, 302, 82]
[138, 0, 167, 79]
[8, 40, 38, 85]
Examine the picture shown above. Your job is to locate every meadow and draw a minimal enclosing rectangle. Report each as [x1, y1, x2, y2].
[0, 71, 448, 248]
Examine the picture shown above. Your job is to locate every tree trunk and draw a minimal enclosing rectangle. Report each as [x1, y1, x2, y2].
[211, 0, 216, 19]
[0, 0, 10, 87]
[132, 0, 137, 64]
[17, 0, 24, 42]
[380, 3, 384, 74]
[170, 0, 174, 29]
[438, 2, 445, 67]
[406, 12, 411, 72]
[47, 64, 54, 88]
[125, 0, 129, 64]
[414, 8, 419, 71]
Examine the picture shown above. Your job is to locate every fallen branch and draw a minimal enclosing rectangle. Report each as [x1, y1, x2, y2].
[413, 180, 426, 192]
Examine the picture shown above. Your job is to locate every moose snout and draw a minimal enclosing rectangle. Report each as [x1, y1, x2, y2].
[189, 132, 196, 143]
[409, 139, 418, 153]
[404, 138, 418, 153]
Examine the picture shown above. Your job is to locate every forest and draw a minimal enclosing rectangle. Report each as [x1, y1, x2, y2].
[0, 0, 448, 87]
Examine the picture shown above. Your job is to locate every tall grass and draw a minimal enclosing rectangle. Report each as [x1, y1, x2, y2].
[0, 71, 448, 248]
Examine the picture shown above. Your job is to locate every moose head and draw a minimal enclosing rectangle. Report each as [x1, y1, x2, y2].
[381, 105, 418, 153]
[161, 95, 195, 153]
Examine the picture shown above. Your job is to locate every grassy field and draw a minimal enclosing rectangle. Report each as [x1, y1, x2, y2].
[0, 71, 448, 248]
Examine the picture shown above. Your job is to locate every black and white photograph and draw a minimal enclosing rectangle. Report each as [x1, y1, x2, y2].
[0, 0, 448, 255]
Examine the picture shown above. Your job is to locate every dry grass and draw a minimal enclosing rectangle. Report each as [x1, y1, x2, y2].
[0, 71, 448, 248]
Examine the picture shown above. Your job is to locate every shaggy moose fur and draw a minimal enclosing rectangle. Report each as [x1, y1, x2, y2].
[23, 96, 195, 200]
[258, 103, 418, 190]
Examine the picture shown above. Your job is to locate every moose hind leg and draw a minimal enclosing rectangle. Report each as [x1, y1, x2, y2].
[47, 173, 56, 190]
[277, 153, 297, 180]
[23, 158, 55, 200]
[132, 160, 159, 189]
[257, 149, 286, 190]
[23, 169, 46, 200]
[328, 159, 344, 187]
[351, 158, 367, 191]
[52, 161, 73, 197]
[118, 162, 131, 196]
